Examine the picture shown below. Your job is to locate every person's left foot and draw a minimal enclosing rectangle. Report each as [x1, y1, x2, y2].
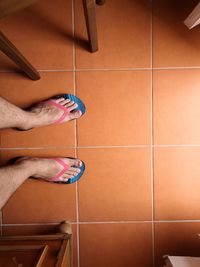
[16, 157, 82, 183]
[19, 97, 82, 130]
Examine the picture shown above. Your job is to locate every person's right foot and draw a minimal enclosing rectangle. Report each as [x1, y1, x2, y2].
[17, 157, 82, 183]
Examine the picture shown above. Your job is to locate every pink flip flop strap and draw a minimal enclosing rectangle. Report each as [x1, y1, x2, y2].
[50, 158, 70, 182]
[44, 100, 70, 124]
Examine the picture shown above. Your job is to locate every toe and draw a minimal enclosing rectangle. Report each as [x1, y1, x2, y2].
[73, 159, 82, 168]
[65, 101, 77, 109]
[60, 177, 69, 182]
[67, 103, 78, 112]
[54, 97, 65, 103]
[68, 110, 82, 120]
[59, 174, 71, 182]
[69, 167, 81, 173]
[60, 99, 71, 105]
[66, 169, 79, 176]
[63, 158, 82, 168]
[63, 100, 74, 107]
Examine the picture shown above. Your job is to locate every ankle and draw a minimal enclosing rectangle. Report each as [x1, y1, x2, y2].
[15, 158, 40, 177]
[16, 111, 37, 130]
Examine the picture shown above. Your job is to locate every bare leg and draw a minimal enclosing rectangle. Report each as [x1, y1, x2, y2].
[0, 96, 82, 130]
[0, 157, 82, 210]
[0, 96, 31, 129]
[0, 161, 34, 209]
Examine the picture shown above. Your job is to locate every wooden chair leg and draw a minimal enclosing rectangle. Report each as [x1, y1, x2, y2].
[184, 2, 200, 29]
[82, 0, 98, 52]
[0, 31, 40, 80]
[96, 0, 105, 5]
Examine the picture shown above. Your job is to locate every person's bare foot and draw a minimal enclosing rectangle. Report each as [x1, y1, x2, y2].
[16, 157, 82, 183]
[19, 97, 82, 130]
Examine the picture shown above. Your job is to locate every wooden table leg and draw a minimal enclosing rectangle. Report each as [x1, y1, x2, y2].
[0, 31, 40, 80]
[82, 0, 98, 52]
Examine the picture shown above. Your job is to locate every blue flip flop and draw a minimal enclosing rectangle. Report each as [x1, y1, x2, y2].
[56, 93, 86, 116]
[65, 160, 85, 184]
[51, 158, 85, 184]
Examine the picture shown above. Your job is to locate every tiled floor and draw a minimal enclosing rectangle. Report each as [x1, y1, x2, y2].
[0, 0, 200, 267]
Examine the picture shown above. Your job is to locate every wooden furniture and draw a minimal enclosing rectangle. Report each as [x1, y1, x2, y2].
[0, 221, 73, 267]
[0, 31, 41, 81]
[184, 2, 200, 29]
[0, 0, 105, 80]
[164, 256, 200, 267]
[82, 0, 105, 52]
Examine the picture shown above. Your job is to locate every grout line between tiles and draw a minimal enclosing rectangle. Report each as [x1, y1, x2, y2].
[2, 144, 200, 151]
[0, 145, 149, 150]
[2, 66, 200, 74]
[153, 144, 200, 147]
[0, 69, 74, 73]
[155, 220, 200, 223]
[2, 144, 200, 153]
[150, 0, 155, 265]
[76, 68, 151, 71]
[153, 66, 200, 70]
[3, 219, 200, 227]
[77, 145, 149, 148]
[0, 221, 153, 227]
[78, 221, 152, 224]
[2, 222, 77, 227]
[72, 0, 80, 266]
[77, 66, 200, 71]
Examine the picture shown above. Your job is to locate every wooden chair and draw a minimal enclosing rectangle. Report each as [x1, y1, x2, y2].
[0, 221, 73, 267]
[184, 2, 200, 29]
[0, 0, 105, 81]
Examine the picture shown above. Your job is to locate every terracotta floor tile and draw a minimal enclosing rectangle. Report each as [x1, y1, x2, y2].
[1, 149, 77, 223]
[154, 147, 200, 220]
[75, 0, 151, 69]
[155, 222, 200, 267]
[80, 223, 153, 267]
[2, 224, 78, 267]
[0, 72, 75, 148]
[154, 70, 200, 145]
[77, 71, 151, 146]
[0, 0, 73, 70]
[153, 0, 200, 67]
[78, 148, 152, 221]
